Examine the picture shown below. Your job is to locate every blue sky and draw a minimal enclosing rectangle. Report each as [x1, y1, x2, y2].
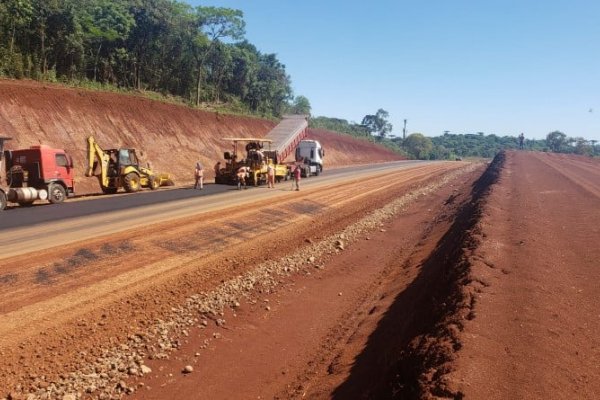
[188, 0, 600, 141]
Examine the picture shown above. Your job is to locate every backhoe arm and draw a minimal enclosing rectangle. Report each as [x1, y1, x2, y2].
[85, 136, 109, 188]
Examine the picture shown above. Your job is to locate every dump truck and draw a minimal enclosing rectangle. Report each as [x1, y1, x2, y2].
[85, 136, 172, 194]
[0, 137, 75, 210]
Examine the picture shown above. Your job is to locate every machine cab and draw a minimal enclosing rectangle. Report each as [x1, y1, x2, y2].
[295, 140, 324, 166]
[9, 145, 75, 191]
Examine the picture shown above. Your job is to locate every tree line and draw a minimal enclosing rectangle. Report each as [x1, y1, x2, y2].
[310, 112, 598, 159]
[404, 130, 598, 160]
[0, 0, 309, 117]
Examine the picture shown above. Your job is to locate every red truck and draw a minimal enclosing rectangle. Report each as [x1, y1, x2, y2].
[0, 137, 75, 210]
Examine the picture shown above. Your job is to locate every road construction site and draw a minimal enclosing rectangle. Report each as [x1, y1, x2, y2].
[2, 80, 600, 400]
[1, 151, 600, 400]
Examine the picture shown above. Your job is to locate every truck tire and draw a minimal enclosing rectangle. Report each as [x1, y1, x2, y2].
[48, 183, 66, 204]
[123, 173, 141, 193]
[0, 191, 6, 211]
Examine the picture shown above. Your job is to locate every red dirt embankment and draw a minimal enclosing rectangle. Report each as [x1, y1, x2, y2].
[0, 80, 402, 194]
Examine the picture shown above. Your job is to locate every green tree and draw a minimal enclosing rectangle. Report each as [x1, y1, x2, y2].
[361, 109, 393, 138]
[574, 137, 592, 156]
[404, 133, 433, 159]
[4, 0, 33, 54]
[194, 6, 245, 105]
[546, 130, 567, 152]
[290, 95, 311, 115]
[80, 0, 134, 81]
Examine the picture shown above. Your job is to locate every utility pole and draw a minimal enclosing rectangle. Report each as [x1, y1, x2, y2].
[402, 119, 407, 140]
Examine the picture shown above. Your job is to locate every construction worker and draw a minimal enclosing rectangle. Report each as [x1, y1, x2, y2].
[237, 166, 249, 190]
[214, 161, 221, 178]
[519, 133, 525, 149]
[267, 163, 275, 189]
[194, 161, 204, 189]
[293, 164, 301, 191]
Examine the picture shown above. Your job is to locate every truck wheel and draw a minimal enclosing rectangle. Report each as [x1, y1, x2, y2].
[123, 173, 141, 193]
[0, 191, 6, 211]
[149, 176, 160, 190]
[314, 167, 320, 176]
[48, 183, 66, 204]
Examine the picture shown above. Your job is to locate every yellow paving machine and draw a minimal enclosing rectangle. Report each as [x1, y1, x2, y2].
[215, 138, 289, 186]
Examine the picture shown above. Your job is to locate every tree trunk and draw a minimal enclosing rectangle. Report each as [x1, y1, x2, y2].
[196, 64, 203, 106]
[94, 43, 102, 82]
[41, 25, 46, 76]
[10, 23, 15, 54]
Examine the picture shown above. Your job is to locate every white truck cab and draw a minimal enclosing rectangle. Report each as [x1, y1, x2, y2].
[295, 140, 324, 177]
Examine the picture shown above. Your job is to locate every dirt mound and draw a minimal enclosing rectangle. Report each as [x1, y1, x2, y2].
[331, 154, 502, 399]
[0, 80, 402, 194]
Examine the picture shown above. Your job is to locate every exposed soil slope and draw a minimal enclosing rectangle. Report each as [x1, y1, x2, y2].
[0, 80, 402, 194]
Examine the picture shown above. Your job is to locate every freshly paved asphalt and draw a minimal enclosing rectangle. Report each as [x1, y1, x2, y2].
[0, 161, 425, 231]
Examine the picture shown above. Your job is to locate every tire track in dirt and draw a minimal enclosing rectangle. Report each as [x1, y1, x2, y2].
[531, 152, 600, 199]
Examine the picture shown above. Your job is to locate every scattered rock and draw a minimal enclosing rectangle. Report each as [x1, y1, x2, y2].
[140, 365, 152, 375]
[183, 365, 194, 374]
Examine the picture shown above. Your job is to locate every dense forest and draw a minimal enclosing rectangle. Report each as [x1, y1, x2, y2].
[0, 0, 303, 116]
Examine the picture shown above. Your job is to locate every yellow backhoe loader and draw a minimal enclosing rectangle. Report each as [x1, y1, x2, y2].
[85, 136, 173, 194]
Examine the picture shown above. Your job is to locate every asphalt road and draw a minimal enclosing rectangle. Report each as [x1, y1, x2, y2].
[0, 161, 427, 231]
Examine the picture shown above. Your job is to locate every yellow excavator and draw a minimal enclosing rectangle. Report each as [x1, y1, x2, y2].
[85, 136, 172, 194]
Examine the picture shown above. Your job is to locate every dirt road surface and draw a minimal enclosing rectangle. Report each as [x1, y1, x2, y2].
[444, 151, 600, 399]
[1, 151, 599, 400]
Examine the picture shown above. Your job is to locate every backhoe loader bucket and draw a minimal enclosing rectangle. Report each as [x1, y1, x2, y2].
[157, 173, 174, 186]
